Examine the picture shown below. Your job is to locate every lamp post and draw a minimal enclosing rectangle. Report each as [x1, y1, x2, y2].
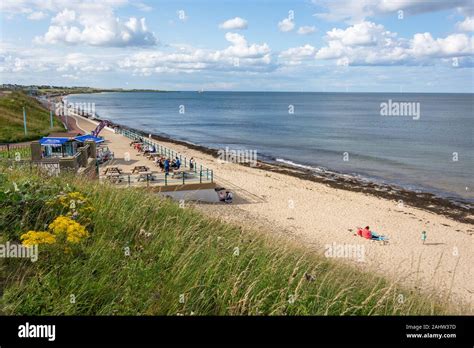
[23, 106, 27, 136]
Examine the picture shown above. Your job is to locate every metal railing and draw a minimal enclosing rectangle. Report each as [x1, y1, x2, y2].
[111, 127, 214, 186]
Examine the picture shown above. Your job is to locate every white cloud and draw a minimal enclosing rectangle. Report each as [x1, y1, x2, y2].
[315, 21, 474, 66]
[0, 55, 29, 73]
[4, 1, 157, 47]
[223, 32, 270, 58]
[51, 9, 76, 25]
[219, 17, 248, 30]
[118, 32, 273, 75]
[57, 53, 112, 72]
[0, 49, 114, 74]
[457, 17, 474, 32]
[61, 74, 79, 80]
[134, 2, 153, 12]
[315, 40, 346, 60]
[280, 44, 317, 59]
[316, 21, 403, 63]
[279, 44, 317, 65]
[313, 0, 474, 23]
[0, 0, 129, 17]
[278, 18, 295, 32]
[297, 26, 316, 35]
[1, 30, 273, 77]
[326, 21, 389, 46]
[36, 15, 157, 47]
[410, 32, 474, 58]
[27, 11, 47, 20]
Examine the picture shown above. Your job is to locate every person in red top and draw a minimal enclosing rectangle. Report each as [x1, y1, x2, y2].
[356, 226, 389, 242]
[357, 226, 373, 239]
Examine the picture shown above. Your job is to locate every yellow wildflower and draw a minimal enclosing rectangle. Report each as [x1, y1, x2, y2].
[48, 216, 89, 244]
[20, 231, 56, 246]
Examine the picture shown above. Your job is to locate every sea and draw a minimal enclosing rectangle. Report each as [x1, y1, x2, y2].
[67, 92, 474, 203]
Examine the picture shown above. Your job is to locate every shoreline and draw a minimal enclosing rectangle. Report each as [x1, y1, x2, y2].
[101, 119, 473, 225]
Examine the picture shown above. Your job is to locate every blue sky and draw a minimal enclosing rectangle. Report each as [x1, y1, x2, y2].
[1, 0, 473, 92]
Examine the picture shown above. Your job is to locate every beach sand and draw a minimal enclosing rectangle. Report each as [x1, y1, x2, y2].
[70, 113, 474, 309]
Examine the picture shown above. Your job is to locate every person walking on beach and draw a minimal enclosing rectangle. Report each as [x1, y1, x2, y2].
[421, 231, 427, 244]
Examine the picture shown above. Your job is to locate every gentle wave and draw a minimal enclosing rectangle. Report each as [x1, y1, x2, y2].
[275, 158, 325, 173]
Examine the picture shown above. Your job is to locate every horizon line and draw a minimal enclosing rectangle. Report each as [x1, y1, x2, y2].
[2, 83, 473, 94]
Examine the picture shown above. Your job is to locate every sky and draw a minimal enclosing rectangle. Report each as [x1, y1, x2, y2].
[0, 0, 473, 92]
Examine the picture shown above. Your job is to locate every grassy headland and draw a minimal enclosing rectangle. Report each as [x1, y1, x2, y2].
[1, 85, 168, 97]
[0, 91, 65, 143]
[0, 164, 461, 315]
[37, 86, 168, 96]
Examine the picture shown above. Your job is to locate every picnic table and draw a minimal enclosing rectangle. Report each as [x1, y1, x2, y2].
[105, 172, 123, 183]
[132, 166, 150, 174]
[104, 166, 122, 175]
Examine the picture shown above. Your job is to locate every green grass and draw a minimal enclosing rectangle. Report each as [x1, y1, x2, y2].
[0, 164, 463, 315]
[0, 91, 65, 143]
[0, 145, 31, 160]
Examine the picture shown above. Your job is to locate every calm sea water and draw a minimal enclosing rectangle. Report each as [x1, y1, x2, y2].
[68, 92, 474, 202]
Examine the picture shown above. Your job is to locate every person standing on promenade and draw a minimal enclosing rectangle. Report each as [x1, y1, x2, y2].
[164, 158, 170, 176]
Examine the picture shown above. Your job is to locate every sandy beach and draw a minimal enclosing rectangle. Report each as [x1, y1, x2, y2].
[70, 112, 474, 309]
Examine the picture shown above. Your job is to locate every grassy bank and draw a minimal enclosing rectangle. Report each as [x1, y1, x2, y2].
[0, 164, 460, 315]
[0, 91, 65, 143]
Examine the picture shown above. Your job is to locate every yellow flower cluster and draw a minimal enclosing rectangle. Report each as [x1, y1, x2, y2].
[20, 216, 89, 247]
[21, 231, 57, 246]
[48, 216, 89, 244]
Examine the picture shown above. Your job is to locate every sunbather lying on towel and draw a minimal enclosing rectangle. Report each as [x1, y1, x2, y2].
[356, 226, 388, 241]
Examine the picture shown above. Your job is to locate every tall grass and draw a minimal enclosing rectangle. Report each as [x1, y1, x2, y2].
[0, 165, 461, 315]
[0, 145, 31, 160]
